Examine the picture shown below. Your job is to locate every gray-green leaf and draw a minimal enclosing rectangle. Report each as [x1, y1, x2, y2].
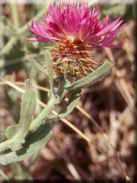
[0, 122, 52, 165]
[4, 79, 36, 151]
[59, 90, 81, 119]
[66, 62, 112, 92]
[44, 50, 54, 96]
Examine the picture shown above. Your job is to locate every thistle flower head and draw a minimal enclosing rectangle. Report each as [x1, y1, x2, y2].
[30, 2, 123, 78]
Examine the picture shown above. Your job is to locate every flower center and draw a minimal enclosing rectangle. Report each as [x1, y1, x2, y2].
[67, 36, 75, 43]
[51, 39, 98, 78]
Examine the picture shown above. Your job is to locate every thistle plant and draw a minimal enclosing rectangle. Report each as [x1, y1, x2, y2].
[30, 2, 123, 78]
[0, 1, 123, 177]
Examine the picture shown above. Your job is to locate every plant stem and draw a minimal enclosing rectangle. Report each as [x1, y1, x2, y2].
[0, 7, 46, 56]
[11, 4, 19, 30]
[29, 96, 57, 132]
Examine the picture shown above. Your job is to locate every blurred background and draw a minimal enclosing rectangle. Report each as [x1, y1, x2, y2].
[0, 1, 136, 181]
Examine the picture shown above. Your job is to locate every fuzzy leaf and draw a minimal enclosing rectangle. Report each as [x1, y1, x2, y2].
[59, 90, 81, 119]
[0, 122, 52, 165]
[4, 124, 18, 139]
[44, 51, 54, 96]
[4, 79, 36, 151]
[66, 62, 112, 92]
[55, 76, 69, 99]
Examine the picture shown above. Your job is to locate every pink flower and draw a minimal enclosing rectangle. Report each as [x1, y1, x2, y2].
[30, 3, 123, 77]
